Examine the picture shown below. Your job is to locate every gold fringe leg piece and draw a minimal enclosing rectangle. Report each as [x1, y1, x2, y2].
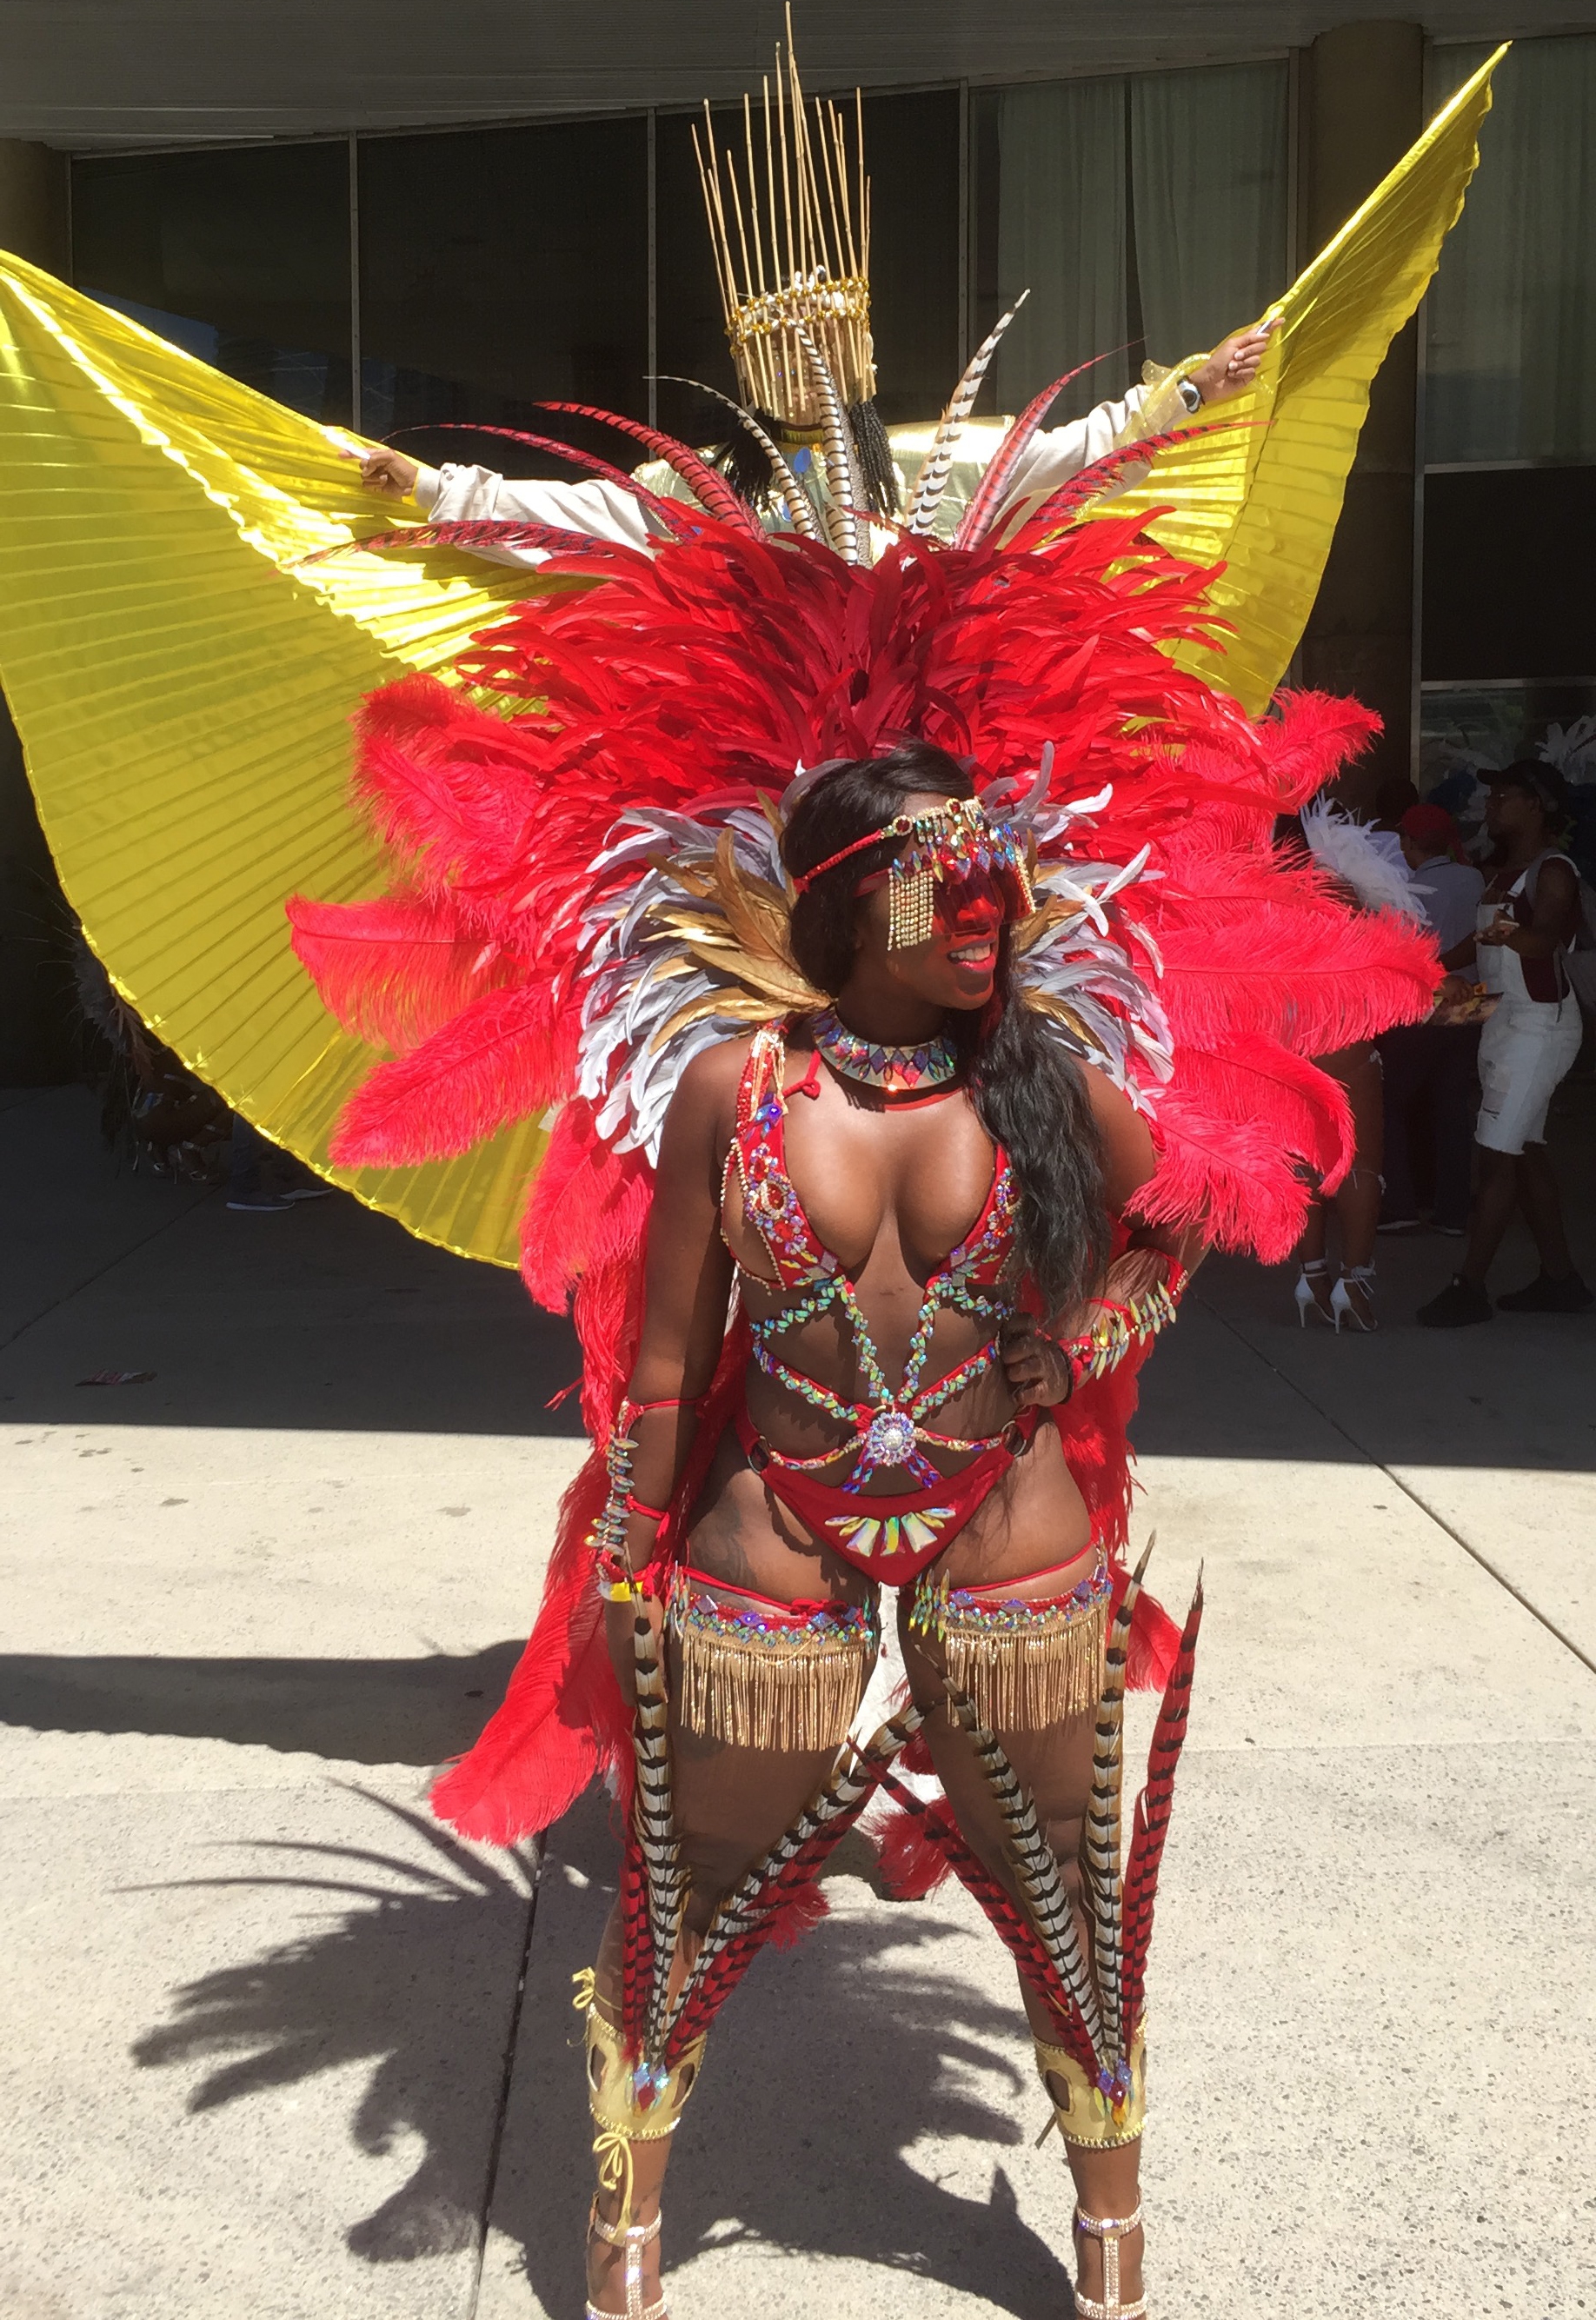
[668, 1575, 877, 1752]
[914, 1565, 1109, 1732]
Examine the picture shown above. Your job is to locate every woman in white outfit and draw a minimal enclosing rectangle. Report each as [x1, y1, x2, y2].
[1420, 761, 1591, 1325]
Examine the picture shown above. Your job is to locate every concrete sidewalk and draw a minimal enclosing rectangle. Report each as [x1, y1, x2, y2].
[2, 1084, 1593, 2320]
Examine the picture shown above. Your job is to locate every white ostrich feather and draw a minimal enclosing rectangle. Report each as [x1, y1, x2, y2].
[1300, 798, 1430, 921]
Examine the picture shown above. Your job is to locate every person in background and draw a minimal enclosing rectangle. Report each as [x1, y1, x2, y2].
[1377, 801, 1485, 1238]
[226, 1117, 333, 1213]
[1420, 762, 1591, 1324]
[1294, 1045, 1384, 1330]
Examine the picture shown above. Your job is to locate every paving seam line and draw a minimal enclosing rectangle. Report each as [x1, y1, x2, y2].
[1190, 1291, 1596, 1684]
[1, 1181, 216, 1351]
[467, 1833, 543, 2318]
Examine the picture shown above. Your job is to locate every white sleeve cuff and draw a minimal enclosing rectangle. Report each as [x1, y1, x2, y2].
[412, 463, 442, 512]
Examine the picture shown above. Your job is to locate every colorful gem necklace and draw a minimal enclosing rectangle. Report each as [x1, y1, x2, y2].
[812, 1007, 960, 1094]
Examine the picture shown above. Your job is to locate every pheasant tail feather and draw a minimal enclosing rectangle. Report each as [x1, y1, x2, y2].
[1119, 1572, 1205, 2046]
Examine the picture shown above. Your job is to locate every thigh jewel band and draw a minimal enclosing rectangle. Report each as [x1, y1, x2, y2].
[909, 1553, 1111, 1731]
[666, 1564, 879, 1752]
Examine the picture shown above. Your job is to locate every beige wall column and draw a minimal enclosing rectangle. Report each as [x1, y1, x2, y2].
[1297, 21, 1423, 809]
[0, 140, 75, 1082]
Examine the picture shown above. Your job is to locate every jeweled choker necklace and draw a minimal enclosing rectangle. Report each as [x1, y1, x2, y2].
[813, 1007, 960, 1093]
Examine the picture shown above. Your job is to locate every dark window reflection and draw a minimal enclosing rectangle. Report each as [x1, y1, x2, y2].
[71, 143, 353, 424]
[358, 120, 649, 480]
[861, 90, 961, 425]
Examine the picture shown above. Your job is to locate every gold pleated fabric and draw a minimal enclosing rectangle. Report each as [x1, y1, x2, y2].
[1095, 44, 1506, 717]
[0, 259, 568, 1265]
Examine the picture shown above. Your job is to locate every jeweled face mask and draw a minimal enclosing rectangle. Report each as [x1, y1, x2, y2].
[792, 795, 1035, 948]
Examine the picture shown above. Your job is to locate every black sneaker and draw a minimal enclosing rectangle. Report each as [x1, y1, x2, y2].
[1417, 1275, 1493, 1328]
[1495, 1273, 1594, 1314]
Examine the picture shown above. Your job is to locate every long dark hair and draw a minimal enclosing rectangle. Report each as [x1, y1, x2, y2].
[781, 743, 1109, 1320]
[714, 399, 901, 519]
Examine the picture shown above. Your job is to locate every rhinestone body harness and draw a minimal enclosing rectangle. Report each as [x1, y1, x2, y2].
[727, 1020, 1020, 1492]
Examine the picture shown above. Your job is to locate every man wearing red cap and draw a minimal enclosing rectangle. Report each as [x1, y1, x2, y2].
[1378, 802, 1483, 1240]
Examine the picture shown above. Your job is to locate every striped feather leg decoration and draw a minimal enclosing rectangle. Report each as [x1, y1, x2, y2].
[662, 1702, 923, 2064]
[1119, 1572, 1205, 2051]
[617, 1830, 653, 2057]
[877, 1772, 1100, 2077]
[1081, 1538, 1154, 2067]
[630, 1600, 688, 2071]
[942, 1679, 1107, 2061]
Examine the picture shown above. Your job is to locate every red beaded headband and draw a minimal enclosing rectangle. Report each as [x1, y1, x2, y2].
[789, 797, 1034, 948]
[789, 813, 917, 893]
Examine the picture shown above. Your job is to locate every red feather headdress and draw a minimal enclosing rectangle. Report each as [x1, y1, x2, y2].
[289, 378, 1438, 1838]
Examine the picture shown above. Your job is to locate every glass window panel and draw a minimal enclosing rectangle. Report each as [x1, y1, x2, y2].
[71, 143, 352, 424]
[974, 63, 1287, 421]
[1422, 467, 1596, 682]
[977, 77, 1128, 424]
[1130, 61, 1287, 361]
[860, 90, 961, 426]
[357, 119, 649, 479]
[1425, 35, 1596, 465]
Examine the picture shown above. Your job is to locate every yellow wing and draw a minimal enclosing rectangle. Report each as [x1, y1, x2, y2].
[1096, 44, 1506, 715]
[0, 253, 568, 1266]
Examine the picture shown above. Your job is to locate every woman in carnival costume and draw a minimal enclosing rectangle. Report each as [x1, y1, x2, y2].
[0, 37, 1505, 2320]
[290, 58, 1465, 2316]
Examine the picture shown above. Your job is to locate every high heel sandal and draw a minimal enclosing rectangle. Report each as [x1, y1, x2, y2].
[1073, 2202, 1146, 2319]
[1330, 1262, 1378, 1333]
[1293, 1259, 1334, 1327]
[586, 2197, 665, 2320]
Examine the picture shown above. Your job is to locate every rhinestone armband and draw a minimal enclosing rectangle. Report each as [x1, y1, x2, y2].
[1052, 1260, 1187, 1393]
[589, 1403, 642, 1601]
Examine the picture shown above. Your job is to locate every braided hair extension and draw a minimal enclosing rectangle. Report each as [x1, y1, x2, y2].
[781, 743, 1109, 1322]
[711, 400, 901, 520]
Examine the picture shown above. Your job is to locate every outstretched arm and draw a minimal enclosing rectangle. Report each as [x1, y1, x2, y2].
[994, 319, 1280, 534]
[342, 443, 656, 562]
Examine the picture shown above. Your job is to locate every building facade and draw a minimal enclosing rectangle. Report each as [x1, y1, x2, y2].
[0, 10, 1591, 1076]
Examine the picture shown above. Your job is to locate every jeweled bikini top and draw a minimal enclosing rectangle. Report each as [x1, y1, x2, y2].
[726, 1020, 1020, 1492]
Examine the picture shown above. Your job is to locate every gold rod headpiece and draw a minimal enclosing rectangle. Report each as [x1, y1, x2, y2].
[693, 17, 876, 429]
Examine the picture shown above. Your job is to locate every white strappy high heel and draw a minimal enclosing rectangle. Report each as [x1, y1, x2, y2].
[586, 2197, 665, 2320]
[1330, 1262, 1378, 1333]
[1293, 1258, 1334, 1326]
[1073, 2201, 1146, 2319]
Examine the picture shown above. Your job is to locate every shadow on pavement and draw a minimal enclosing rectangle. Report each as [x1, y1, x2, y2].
[133, 1787, 1073, 2318]
[131, 1792, 539, 2264]
[0, 1643, 525, 1765]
